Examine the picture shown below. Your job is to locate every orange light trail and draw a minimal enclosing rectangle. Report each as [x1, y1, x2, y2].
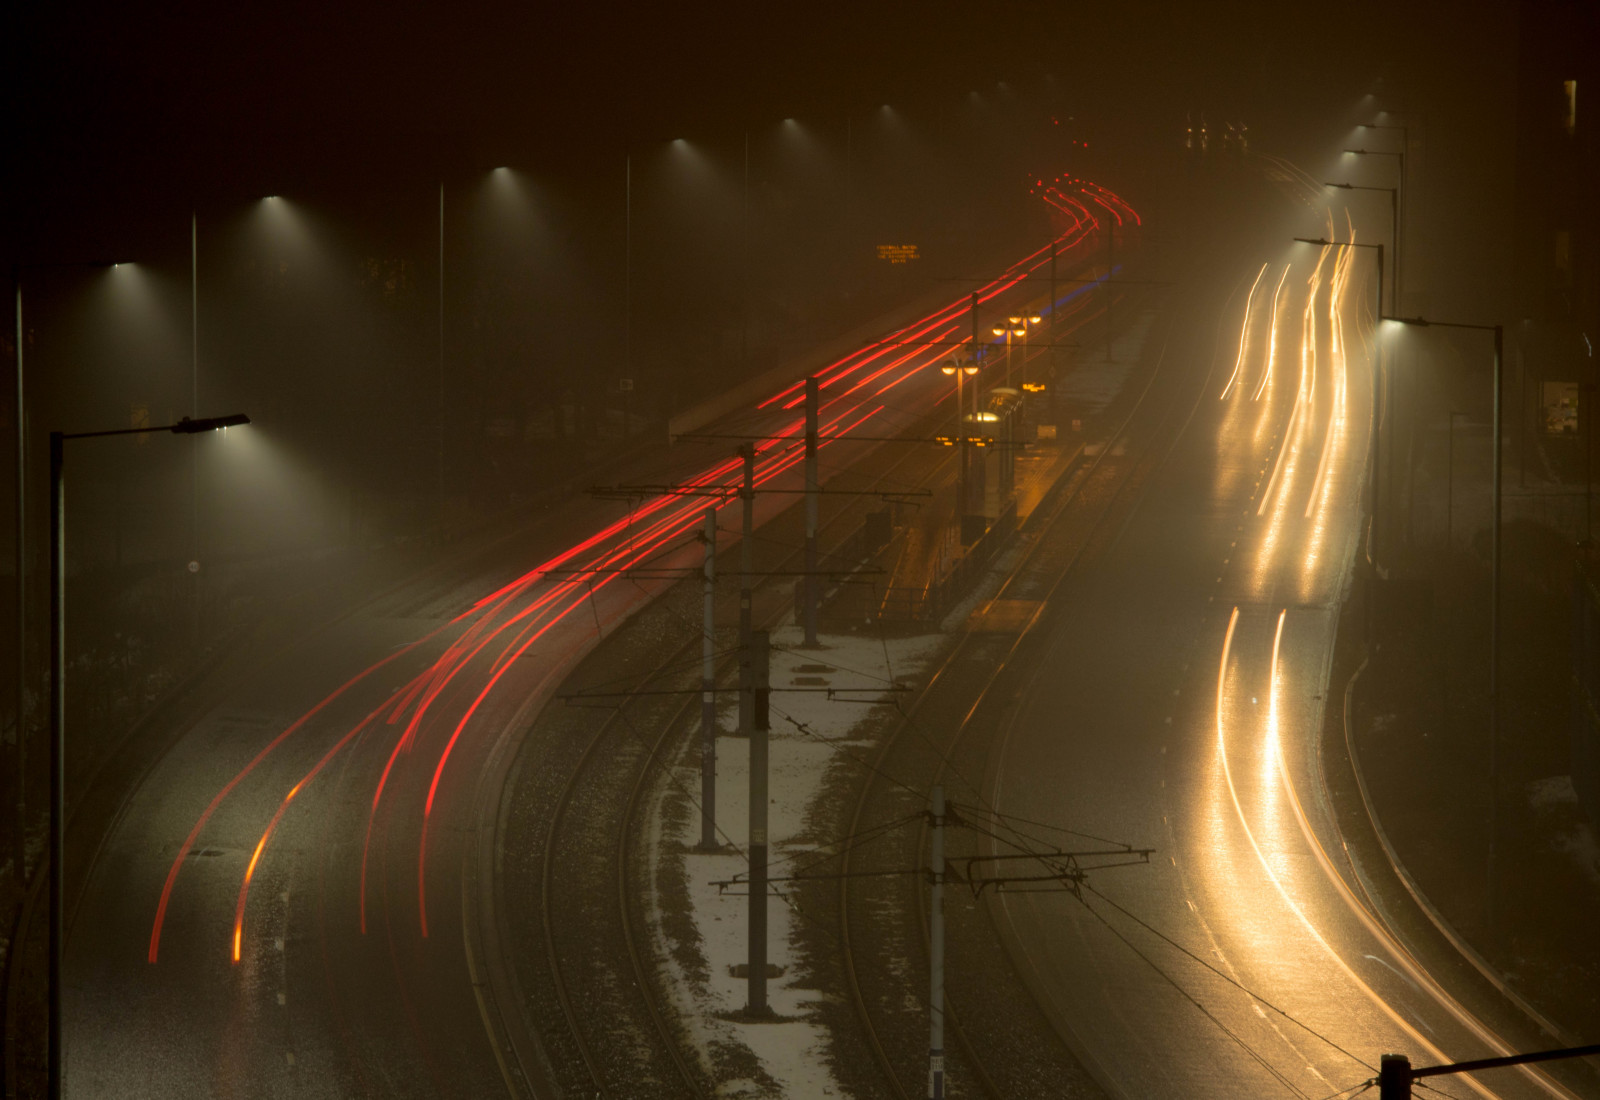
[1215, 609, 1547, 1099]
[1221, 264, 1270, 400]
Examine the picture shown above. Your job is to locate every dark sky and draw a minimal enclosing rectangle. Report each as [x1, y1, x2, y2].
[14, 0, 1481, 252]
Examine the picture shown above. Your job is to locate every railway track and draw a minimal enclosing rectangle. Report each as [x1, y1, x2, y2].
[497, 412, 947, 1098]
[828, 270, 1234, 1098]
[488, 236, 1146, 1098]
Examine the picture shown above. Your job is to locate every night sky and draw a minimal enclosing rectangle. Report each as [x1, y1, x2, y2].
[16, 0, 1492, 247]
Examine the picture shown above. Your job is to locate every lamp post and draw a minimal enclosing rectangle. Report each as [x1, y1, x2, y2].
[1355, 118, 1408, 304]
[11, 261, 119, 877]
[942, 358, 978, 516]
[1325, 183, 1398, 314]
[1009, 314, 1043, 393]
[1384, 315, 1503, 925]
[991, 323, 1027, 389]
[48, 411, 249, 1099]
[1343, 148, 1405, 306]
[10, 277, 19, 877]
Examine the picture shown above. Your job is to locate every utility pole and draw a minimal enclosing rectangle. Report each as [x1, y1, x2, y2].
[48, 430, 63, 1100]
[625, 154, 631, 403]
[1382, 315, 1503, 919]
[1488, 322, 1503, 929]
[709, 781, 1152, 1090]
[1007, 404, 1016, 495]
[1049, 241, 1058, 395]
[745, 629, 770, 1016]
[438, 184, 446, 516]
[190, 213, 201, 645]
[699, 505, 718, 850]
[13, 282, 25, 876]
[743, 132, 750, 372]
[968, 292, 983, 523]
[739, 445, 755, 735]
[804, 377, 819, 645]
[928, 785, 946, 1100]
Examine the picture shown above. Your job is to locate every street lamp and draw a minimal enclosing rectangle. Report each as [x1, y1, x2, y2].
[1343, 148, 1405, 305]
[1324, 182, 1398, 314]
[992, 323, 1027, 389]
[1383, 314, 1503, 925]
[1359, 121, 1409, 153]
[47, 411, 249, 1099]
[1008, 314, 1043, 392]
[10, 260, 121, 877]
[941, 358, 979, 515]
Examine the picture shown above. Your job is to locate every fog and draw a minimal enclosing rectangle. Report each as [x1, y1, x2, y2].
[6, 1, 1598, 1097]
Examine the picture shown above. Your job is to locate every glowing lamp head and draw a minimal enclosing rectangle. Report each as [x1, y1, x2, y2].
[171, 412, 251, 435]
[941, 362, 957, 375]
[963, 364, 978, 376]
[992, 326, 1007, 336]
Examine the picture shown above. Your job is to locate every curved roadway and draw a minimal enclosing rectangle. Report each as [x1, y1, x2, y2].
[983, 162, 1583, 1100]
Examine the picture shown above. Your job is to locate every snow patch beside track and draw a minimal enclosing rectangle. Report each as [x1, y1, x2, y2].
[645, 626, 944, 1097]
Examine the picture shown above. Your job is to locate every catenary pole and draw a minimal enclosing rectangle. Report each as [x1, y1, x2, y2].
[13, 282, 24, 875]
[699, 505, 718, 849]
[928, 785, 946, 1100]
[804, 377, 819, 645]
[745, 629, 770, 1015]
[967, 292, 979, 517]
[1488, 323, 1503, 925]
[1049, 240, 1059, 419]
[739, 444, 755, 735]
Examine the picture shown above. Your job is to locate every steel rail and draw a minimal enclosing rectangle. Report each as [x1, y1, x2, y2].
[836, 275, 1163, 1098]
[535, 409, 939, 1097]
